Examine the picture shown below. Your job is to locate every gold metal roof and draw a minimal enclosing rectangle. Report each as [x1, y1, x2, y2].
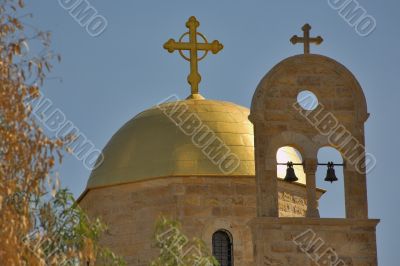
[87, 98, 305, 189]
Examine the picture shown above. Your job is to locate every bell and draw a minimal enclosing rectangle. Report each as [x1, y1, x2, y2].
[325, 162, 338, 183]
[284, 162, 298, 182]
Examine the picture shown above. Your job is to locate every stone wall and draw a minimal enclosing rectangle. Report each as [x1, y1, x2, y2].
[79, 176, 322, 265]
[249, 217, 379, 266]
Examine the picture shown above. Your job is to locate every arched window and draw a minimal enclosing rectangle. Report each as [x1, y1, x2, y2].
[317, 147, 345, 218]
[212, 230, 233, 266]
[276, 146, 305, 184]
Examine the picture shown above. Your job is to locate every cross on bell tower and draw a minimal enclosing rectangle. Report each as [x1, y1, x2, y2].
[290, 24, 323, 54]
[164, 16, 223, 98]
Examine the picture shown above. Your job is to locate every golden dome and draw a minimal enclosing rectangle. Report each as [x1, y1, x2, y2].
[87, 98, 305, 189]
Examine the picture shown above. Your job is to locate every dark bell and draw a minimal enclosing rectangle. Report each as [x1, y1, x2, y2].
[284, 162, 298, 182]
[325, 162, 338, 183]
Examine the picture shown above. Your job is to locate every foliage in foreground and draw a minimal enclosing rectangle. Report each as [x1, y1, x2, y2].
[0, 0, 125, 264]
[150, 217, 219, 266]
[25, 189, 126, 265]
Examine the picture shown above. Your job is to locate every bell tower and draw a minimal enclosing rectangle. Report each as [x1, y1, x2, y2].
[248, 24, 379, 265]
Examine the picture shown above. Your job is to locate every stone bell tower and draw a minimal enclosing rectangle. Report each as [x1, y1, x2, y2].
[248, 24, 379, 265]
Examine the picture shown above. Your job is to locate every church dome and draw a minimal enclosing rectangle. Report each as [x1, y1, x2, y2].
[87, 97, 306, 189]
[87, 98, 255, 189]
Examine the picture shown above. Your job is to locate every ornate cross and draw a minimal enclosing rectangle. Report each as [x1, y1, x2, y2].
[290, 24, 323, 54]
[164, 16, 223, 97]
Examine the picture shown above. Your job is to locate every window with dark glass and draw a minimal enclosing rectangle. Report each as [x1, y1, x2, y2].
[212, 230, 233, 266]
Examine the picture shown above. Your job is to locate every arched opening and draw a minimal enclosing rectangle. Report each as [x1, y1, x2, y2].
[317, 147, 345, 218]
[212, 230, 233, 266]
[276, 146, 305, 184]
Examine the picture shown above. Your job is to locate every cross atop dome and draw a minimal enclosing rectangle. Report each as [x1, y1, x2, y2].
[163, 16, 223, 99]
[290, 23, 323, 54]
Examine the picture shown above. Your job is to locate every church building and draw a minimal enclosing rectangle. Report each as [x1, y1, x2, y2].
[78, 17, 379, 266]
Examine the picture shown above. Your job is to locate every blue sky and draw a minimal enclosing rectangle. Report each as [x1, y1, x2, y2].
[26, 0, 399, 264]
